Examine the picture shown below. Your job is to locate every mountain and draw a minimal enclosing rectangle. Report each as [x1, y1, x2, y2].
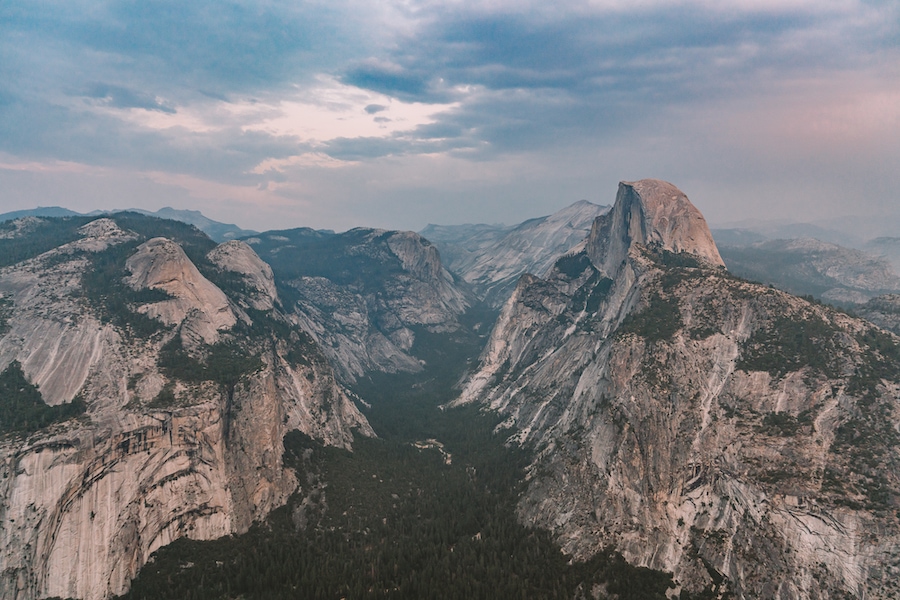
[719, 237, 900, 305]
[421, 200, 610, 306]
[0, 214, 371, 600]
[131, 207, 258, 242]
[856, 294, 900, 335]
[710, 219, 863, 248]
[242, 227, 472, 383]
[0, 206, 258, 242]
[456, 180, 900, 598]
[710, 227, 769, 247]
[0, 206, 82, 221]
[712, 214, 900, 254]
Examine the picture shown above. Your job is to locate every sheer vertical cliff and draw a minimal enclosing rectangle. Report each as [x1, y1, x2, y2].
[0, 216, 372, 600]
[457, 180, 900, 598]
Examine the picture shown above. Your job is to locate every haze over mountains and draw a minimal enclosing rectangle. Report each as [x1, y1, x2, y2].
[1, 182, 899, 599]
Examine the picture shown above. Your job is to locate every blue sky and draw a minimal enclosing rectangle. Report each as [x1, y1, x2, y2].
[1, 1, 898, 233]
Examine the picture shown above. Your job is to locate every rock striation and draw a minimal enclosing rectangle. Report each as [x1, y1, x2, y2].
[0, 215, 372, 600]
[456, 179, 900, 599]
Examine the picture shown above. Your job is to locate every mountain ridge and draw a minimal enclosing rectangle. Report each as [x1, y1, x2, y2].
[0, 207, 258, 243]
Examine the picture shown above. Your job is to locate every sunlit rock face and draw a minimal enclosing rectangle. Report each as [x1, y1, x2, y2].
[587, 179, 724, 281]
[125, 237, 237, 345]
[458, 180, 900, 599]
[207, 240, 278, 311]
[0, 215, 372, 600]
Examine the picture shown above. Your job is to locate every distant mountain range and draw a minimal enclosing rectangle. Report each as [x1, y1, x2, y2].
[0, 206, 258, 242]
[718, 237, 900, 305]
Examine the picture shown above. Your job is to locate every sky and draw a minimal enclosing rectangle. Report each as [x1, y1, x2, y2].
[1, 0, 898, 234]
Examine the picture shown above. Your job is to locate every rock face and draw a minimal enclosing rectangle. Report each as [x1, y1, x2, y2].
[246, 227, 470, 382]
[126, 237, 237, 344]
[719, 237, 900, 305]
[422, 200, 609, 306]
[457, 180, 900, 598]
[587, 180, 724, 279]
[207, 240, 278, 311]
[0, 215, 372, 600]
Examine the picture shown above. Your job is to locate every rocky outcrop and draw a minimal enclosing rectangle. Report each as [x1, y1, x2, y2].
[422, 200, 609, 306]
[457, 180, 900, 599]
[0, 216, 373, 600]
[587, 179, 723, 280]
[126, 237, 237, 344]
[248, 227, 471, 382]
[207, 240, 278, 311]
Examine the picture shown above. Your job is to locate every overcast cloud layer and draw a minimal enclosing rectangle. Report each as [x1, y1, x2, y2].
[1, 1, 898, 232]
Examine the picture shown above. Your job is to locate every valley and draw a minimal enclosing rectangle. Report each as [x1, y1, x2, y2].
[1, 180, 899, 599]
[118, 308, 679, 599]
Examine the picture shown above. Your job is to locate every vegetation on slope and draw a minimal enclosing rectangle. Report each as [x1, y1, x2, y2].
[245, 228, 406, 288]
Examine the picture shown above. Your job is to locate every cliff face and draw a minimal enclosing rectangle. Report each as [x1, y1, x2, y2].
[125, 237, 237, 345]
[422, 200, 610, 307]
[457, 180, 900, 599]
[0, 215, 372, 600]
[246, 227, 471, 382]
[587, 179, 724, 280]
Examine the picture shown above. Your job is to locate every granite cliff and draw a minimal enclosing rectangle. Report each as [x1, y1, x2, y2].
[0, 214, 372, 600]
[457, 180, 900, 598]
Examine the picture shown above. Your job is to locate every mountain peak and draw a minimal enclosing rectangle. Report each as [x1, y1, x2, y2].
[587, 179, 724, 278]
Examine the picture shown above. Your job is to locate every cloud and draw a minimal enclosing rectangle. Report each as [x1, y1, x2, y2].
[1, 0, 898, 231]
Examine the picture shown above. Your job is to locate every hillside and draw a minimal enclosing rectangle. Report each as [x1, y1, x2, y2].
[422, 200, 610, 307]
[243, 227, 474, 382]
